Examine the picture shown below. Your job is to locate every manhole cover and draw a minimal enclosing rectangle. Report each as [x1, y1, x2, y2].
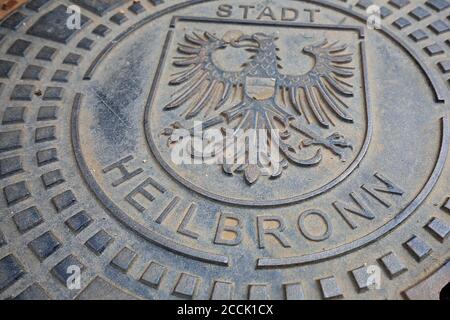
[0, 0, 449, 300]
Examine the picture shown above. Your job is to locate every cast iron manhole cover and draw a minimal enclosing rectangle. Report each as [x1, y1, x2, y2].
[0, 0, 449, 300]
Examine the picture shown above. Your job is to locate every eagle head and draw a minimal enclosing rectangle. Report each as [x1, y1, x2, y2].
[223, 31, 279, 49]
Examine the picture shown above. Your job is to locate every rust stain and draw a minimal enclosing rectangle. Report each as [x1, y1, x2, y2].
[0, 0, 27, 20]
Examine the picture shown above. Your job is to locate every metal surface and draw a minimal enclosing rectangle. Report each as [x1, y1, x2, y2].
[0, 0, 449, 300]
[0, 0, 26, 21]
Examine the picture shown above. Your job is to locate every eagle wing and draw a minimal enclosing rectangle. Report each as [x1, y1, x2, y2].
[165, 32, 245, 119]
[278, 40, 355, 128]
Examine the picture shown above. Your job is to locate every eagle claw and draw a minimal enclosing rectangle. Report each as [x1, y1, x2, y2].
[160, 122, 186, 146]
[303, 132, 352, 161]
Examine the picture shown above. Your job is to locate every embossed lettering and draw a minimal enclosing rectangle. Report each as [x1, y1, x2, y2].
[281, 8, 299, 21]
[304, 8, 320, 22]
[333, 192, 375, 229]
[125, 177, 166, 212]
[333, 172, 404, 229]
[298, 210, 332, 241]
[361, 173, 404, 208]
[257, 216, 291, 249]
[214, 212, 243, 246]
[102, 155, 143, 187]
[215, 5, 317, 22]
[238, 5, 255, 19]
[177, 203, 200, 239]
[257, 7, 276, 20]
[155, 196, 180, 224]
[217, 4, 233, 17]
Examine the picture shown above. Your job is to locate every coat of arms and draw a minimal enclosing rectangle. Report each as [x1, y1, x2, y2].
[160, 29, 357, 185]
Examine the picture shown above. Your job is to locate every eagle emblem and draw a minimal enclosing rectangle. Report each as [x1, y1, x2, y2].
[161, 30, 356, 184]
